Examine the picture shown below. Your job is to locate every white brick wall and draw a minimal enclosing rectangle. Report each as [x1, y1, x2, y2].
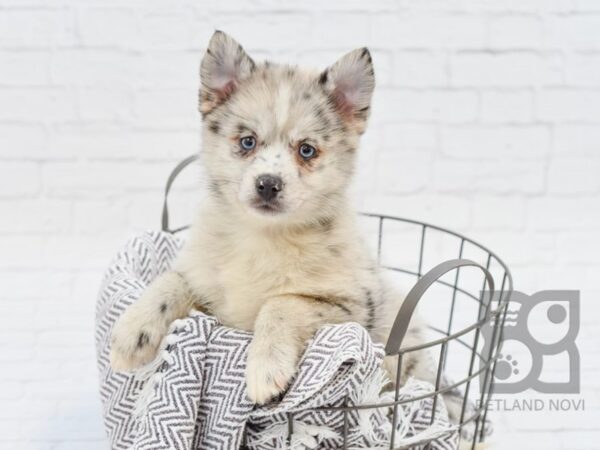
[1, 1, 598, 448]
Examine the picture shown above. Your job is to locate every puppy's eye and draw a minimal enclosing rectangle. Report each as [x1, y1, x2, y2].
[299, 143, 316, 160]
[239, 136, 256, 151]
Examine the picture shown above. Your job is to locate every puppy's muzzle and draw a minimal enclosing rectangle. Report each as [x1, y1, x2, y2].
[255, 174, 282, 202]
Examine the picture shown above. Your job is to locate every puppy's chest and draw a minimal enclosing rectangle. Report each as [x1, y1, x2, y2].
[210, 235, 340, 329]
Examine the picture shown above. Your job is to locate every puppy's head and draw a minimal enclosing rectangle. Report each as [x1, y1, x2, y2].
[200, 31, 374, 227]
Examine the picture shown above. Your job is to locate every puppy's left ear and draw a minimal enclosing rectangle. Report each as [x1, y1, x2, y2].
[320, 48, 375, 132]
[199, 30, 255, 116]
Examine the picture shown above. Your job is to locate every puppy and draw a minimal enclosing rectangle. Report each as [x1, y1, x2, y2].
[110, 31, 427, 405]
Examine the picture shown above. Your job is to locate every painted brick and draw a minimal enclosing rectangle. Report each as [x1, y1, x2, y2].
[450, 52, 563, 87]
[0, 87, 78, 122]
[537, 89, 600, 122]
[77, 7, 139, 48]
[488, 14, 544, 48]
[0, 199, 71, 233]
[480, 89, 534, 123]
[547, 14, 600, 49]
[1, 2, 599, 449]
[554, 125, 600, 156]
[0, 9, 76, 48]
[371, 12, 487, 49]
[375, 88, 478, 123]
[547, 157, 600, 194]
[392, 51, 447, 87]
[566, 53, 600, 86]
[0, 124, 48, 159]
[0, 51, 51, 85]
[0, 162, 40, 197]
[440, 125, 550, 159]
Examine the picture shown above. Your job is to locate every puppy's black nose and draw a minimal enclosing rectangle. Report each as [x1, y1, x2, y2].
[255, 174, 282, 202]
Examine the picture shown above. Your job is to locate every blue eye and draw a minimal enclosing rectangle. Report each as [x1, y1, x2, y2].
[240, 136, 256, 151]
[299, 143, 316, 160]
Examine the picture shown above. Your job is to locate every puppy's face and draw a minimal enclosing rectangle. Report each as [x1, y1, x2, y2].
[199, 31, 375, 227]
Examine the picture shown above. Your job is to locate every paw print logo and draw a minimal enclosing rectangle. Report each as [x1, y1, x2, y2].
[480, 290, 580, 394]
[495, 354, 519, 380]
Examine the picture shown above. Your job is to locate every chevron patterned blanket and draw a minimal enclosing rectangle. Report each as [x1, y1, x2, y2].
[95, 231, 458, 450]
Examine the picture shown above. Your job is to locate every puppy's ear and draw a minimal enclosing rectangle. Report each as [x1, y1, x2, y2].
[320, 48, 375, 132]
[199, 30, 255, 115]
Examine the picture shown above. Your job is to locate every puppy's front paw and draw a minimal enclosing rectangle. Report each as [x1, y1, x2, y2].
[110, 309, 166, 372]
[245, 340, 298, 405]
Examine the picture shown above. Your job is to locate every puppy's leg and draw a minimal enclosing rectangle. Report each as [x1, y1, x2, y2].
[245, 294, 352, 404]
[380, 322, 465, 425]
[110, 272, 195, 371]
[379, 320, 433, 386]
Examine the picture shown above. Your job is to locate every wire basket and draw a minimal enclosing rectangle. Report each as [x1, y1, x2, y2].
[161, 156, 513, 450]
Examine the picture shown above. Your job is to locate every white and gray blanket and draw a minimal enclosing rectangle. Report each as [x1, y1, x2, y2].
[95, 231, 460, 450]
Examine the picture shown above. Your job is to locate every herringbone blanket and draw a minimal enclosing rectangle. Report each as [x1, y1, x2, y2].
[95, 231, 458, 449]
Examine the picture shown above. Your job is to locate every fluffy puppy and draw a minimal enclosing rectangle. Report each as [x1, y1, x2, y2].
[110, 31, 427, 404]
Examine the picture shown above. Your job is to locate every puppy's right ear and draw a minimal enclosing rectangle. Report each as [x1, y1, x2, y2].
[199, 31, 255, 116]
[319, 48, 375, 134]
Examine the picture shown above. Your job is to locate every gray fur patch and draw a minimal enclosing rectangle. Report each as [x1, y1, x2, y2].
[209, 180, 223, 197]
[208, 121, 220, 134]
[137, 332, 150, 349]
[364, 288, 376, 331]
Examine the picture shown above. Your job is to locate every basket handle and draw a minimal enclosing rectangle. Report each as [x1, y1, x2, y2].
[161, 154, 200, 233]
[384, 259, 495, 355]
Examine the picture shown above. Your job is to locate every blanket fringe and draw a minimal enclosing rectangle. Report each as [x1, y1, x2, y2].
[349, 372, 457, 449]
[349, 368, 392, 446]
[252, 421, 340, 450]
[388, 378, 457, 448]
[132, 318, 191, 421]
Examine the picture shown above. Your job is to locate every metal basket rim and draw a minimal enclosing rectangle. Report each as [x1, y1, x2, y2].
[358, 212, 513, 350]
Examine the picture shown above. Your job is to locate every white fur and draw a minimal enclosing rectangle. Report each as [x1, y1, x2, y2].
[110, 31, 431, 406]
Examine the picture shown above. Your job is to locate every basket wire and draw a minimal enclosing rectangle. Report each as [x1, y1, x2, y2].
[162, 156, 513, 450]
